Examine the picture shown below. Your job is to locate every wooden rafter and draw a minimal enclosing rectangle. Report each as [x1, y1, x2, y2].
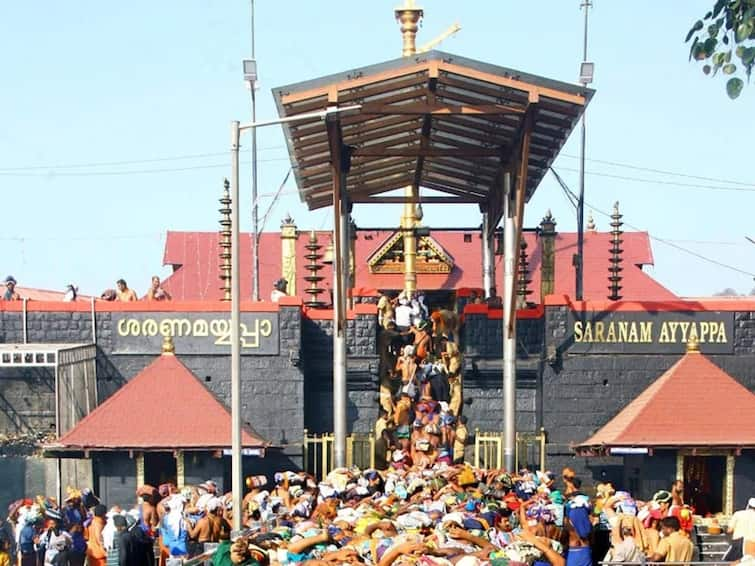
[351, 195, 478, 204]
[438, 61, 588, 106]
[358, 101, 526, 116]
[508, 108, 534, 335]
[279, 62, 433, 105]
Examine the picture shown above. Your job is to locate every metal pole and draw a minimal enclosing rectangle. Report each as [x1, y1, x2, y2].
[502, 172, 516, 471]
[576, 0, 591, 301]
[230, 120, 243, 533]
[90, 297, 97, 344]
[22, 298, 27, 344]
[250, 0, 260, 301]
[332, 170, 348, 468]
[482, 211, 494, 298]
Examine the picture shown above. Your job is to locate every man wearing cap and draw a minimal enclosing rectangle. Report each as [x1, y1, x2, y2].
[2, 277, 20, 301]
[564, 495, 592, 566]
[725, 498, 755, 561]
[40, 510, 72, 566]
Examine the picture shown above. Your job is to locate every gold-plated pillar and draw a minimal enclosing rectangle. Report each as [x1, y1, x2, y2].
[676, 451, 684, 482]
[402, 186, 417, 296]
[725, 454, 735, 515]
[135, 452, 145, 488]
[395, 1, 423, 296]
[176, 451, 185, 489]
[280, 215, 298, 296]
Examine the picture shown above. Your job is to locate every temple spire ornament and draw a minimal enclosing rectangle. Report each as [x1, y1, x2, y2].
[395, 0, 423, 57]
[219, 179, 232, 302]
[517, 239, 533, 308]
[304, 231, 326, 308]
[587, 210, 596, 232]
[608, 201, 624, 301]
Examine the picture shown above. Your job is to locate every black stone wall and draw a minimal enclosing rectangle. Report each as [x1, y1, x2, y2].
[462, 312, 544, 359]
[542, 306, 755, 485]
[0, 307, 304, 447]
[2, 302, 754, 500]
[734, 450, 755, 510]
[184, 452, 225, 492]
[301, 313, 380, 434]
[94, 453, 137, 508]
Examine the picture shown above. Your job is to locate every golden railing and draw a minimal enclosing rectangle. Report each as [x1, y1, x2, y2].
[474, 428, 547, 471]
[302, 429, 375, 479]
[516, 428, 547, 472]
[304, 428, 546, 477]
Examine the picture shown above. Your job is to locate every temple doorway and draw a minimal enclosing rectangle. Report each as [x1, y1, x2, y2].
[144, 452, 177, 487]
[683, 455, 725, 515]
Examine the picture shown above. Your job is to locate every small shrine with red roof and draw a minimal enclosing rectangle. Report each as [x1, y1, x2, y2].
[575, 336, 755, 516]
[45, 335, 268, 503]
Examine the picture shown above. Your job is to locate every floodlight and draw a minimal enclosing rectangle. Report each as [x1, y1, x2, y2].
[579, 62, 594, 85]
[243, 59, 258, 83]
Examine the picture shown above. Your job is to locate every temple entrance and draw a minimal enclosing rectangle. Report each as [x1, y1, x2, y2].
[420, 290, 456, 312]
[144, 452, 177, 487]
[683, 455, 725, 515]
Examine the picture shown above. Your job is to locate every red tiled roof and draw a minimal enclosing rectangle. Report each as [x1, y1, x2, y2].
[577, 350, 755, 449]
[54, 352, 266, 451]
[15, 287, 93, 302]
[161, 228, 677, 302]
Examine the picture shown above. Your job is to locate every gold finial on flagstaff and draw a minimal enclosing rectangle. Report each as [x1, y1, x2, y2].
[395, 0, 424, 57]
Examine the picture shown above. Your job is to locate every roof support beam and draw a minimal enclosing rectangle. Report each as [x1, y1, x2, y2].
[411, 72, 438, 195]
[351, 195, 478, 204]
[350, 146, 503, 158]
[488, 97, 538, 231]
[325, 108, 351, 469]
[508, 107, 533, 335]
[359, 101, 525, 116]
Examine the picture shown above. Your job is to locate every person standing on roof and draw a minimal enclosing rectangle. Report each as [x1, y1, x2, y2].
[271, 278, 287, 302]
[146, 276, 172, 301]
[2, 276, 20, 301]
[115, 279, 137, 302]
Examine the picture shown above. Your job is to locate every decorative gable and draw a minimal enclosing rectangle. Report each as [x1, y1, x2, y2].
[367, 231, 454, 274]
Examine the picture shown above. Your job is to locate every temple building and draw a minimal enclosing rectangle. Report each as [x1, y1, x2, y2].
[159, 215, 677, 304]
[45, 336, 268, 504]
[0, 7, 753, 520]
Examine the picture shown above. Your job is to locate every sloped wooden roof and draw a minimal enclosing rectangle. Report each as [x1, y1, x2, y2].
[273, 51, 592, 212]
[50, 351, 267, 452]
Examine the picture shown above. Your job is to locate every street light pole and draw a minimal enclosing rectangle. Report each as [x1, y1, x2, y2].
[230, 120, 242, 533]
[228, 103, 361, 535]
[576, 0, 593, 300]
[250, 0, 260, 302]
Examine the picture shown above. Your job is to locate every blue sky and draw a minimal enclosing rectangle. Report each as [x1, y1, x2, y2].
[1, 0, 753, 298]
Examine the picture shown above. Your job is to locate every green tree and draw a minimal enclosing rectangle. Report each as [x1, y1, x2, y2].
[686, 0, 755, 99]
